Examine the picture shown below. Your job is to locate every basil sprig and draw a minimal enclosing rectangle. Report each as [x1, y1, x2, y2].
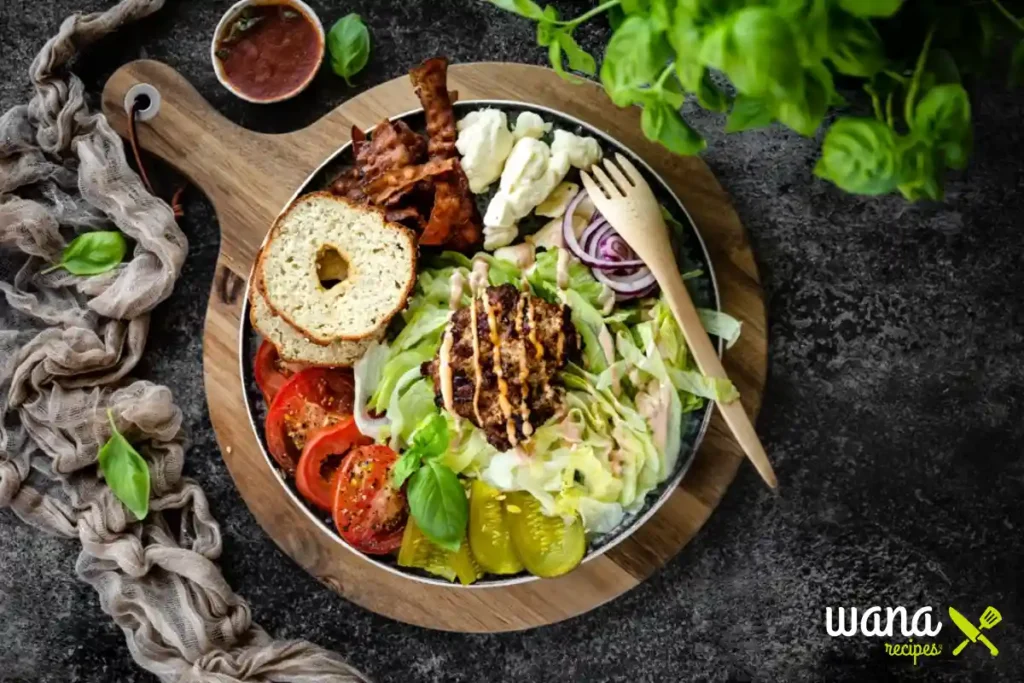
[42, 231, 127, 276]
[98, 409, 151, 521]
[327, 13, 371, 86]
[392, 413, 467, 551]
[486, 0, 1024, 202]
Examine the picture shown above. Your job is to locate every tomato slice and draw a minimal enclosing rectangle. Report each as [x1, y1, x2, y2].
[332, 444, 407, 554]
[505, 491, 585, 578]
[265, 368, 355, 473]
[295, 419, 369, 511]
[253, 340, 298, 403]
[468, 479, 524, 575]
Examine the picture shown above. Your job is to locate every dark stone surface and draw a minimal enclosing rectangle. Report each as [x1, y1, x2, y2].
[1, 1, 1022, 682]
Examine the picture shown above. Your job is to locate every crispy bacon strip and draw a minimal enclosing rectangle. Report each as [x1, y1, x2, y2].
[385, 204, 427, 230]
[330, 167, 367, 203]
[409, 57, 458, 160]
[422, 168, 480, 248]
[363, 157, 458, 206]
[355, 119, 427, 182]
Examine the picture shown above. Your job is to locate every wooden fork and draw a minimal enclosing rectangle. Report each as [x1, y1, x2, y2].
[581, 154, 777, 489]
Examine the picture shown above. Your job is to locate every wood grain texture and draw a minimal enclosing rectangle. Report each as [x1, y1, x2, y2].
[100, 60, 767, 632]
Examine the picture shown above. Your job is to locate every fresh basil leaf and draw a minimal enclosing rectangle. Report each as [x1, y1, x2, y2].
[548, 39, 582, 84]
[725, 95, 774, 133]
[659, 72, 687, 109]
[911, 84, 971, 170]
[98, 410, 150, 520]
[601, 16, 672, 106]
[1010, 40, 1024, 88]
[828, 13, 885, 78]
[650, 0, 673, 32]
[838, 0, 902, 18]
[641, 102, 706, 155]
[776, 0, 831, 63]
[327, 14, 370, 86]
[699, 8, 802, 101]
[536, 5, 558, 46]
[407, 460, 468, 552]
[410, 413, 449, 458]
[391, 450, 424, 489]
[45, 230, 127, 276]
[775, 65, 833, 137]
[695, 69, 730, 113]
[896, 138, 943, 202]
[608, 5, 626, 30]
[557, 30, 597, 75]
[621, 0, 651, 15]
[486, 0, 546, 20]
[814, 117, 901, 195]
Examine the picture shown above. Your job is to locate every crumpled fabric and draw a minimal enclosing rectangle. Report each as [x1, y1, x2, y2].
[0, 1, 369, 681]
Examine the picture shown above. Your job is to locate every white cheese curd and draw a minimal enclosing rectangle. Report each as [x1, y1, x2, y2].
[512, 111, 552, 140]
[535, 181, 579, 218]
[483, 137, 559, 241]
[483, 129, 604, 251]
[483, 224, 518, 250]
[455, 108, 514, 194]
[550, 129, 603, 170]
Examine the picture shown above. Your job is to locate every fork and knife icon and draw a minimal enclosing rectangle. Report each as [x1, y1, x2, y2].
[949, 606, 1001, 657]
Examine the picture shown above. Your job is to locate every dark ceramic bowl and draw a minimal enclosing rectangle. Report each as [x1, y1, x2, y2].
[240, 101, 722, 587]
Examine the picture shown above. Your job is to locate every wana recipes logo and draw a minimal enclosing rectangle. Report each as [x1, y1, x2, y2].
[825, 604, 1003, 666]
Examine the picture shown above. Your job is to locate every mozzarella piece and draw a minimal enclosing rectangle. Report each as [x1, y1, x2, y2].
[455, 109, 514, 194]
[551, 129, 603, 170]
[512, 111, 552, 140]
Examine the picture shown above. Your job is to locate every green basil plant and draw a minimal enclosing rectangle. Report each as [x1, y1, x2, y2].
[486, 0, 1024, 201]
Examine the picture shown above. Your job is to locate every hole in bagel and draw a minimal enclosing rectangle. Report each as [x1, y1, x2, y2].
[316, 245, 349, 290]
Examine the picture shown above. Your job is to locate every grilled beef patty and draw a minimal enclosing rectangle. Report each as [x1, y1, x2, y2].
[422, 284, 579, 450]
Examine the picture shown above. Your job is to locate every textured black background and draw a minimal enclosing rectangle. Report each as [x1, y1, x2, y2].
[1, 1, 1022, 682]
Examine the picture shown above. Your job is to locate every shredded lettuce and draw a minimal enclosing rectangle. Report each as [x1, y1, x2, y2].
[392, 307, 448, 353]
[353, 341, 391, 439]
[697, 308, 743, 349]
[443, 415, 498, 475]
[526, 247, 604, 307]
[371, 343, 435, 414]
[354, 244, 748, 543]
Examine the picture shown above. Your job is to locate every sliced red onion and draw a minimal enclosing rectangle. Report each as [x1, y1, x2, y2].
[563, 191, 644, 269]
[579, 217, 610, 253]
[592, 266, 656, 297]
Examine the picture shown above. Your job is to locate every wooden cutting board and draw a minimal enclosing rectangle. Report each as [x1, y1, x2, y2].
[100, 60, 767, 633]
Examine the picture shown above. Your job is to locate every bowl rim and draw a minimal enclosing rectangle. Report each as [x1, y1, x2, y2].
[210, 0, 325, 105]
[238, 99, 723, 588]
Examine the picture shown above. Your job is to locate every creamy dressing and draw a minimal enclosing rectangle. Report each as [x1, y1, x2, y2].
[637, 382, 670, 454]
[482, 290, 516, 446]
[448, 270, 467, 311]
[438, 328, 456, 414]
[556, 248, 572, 290]
[469, 295, 484, 426]
[513, 292, 532, 436]
[469, 257, 490, 294]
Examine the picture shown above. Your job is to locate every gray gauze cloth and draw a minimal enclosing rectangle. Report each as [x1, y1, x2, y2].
[0, 1, 369, 681]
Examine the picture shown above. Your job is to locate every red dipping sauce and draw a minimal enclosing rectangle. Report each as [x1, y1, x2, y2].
[214, 2, 324, 103]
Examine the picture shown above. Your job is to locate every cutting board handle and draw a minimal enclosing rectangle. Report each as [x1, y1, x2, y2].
[100, 60, 346, 270]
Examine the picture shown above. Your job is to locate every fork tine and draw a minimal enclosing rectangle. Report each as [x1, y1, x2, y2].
[590, 165, 621, 198]
[603, 157, 633, 192]
[580, 170, 602, 200]
[614, 153, 644, 185]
